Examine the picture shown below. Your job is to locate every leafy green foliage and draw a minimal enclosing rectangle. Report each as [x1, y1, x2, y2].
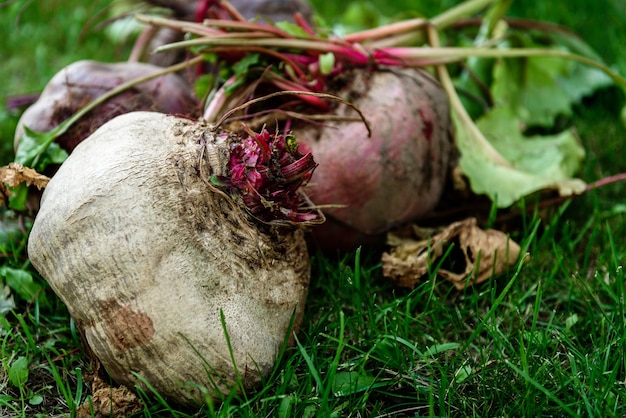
[227, 53, 262, 94]
[8, 356, 29, 388]
[0, 266, 48, 308]
[14, 127, 69, 170]
[479, 108, 583, 177]
[447, 5, 619, 206]
[457, 107, 587, 207]
[491, 50, 612, 127]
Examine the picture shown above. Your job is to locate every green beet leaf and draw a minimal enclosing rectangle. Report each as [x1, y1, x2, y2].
[225, 53, 261, 95]
[457, 107, 586, 207]
[491, 45, 612, 128]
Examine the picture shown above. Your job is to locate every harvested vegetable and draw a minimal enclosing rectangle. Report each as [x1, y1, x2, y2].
[14, 60, 198, 154]
[135, 8, 458, 249]
[2, 0, 625, 415]
[27, 111, 321, 405]
[296, 67, 451, 249]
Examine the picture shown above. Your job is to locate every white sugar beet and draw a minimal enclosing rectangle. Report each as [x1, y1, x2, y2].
[28, 111, 313, 406]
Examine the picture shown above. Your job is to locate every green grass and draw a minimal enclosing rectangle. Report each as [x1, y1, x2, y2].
[1, 0, 626, 417]
[0, 0, 134, 165]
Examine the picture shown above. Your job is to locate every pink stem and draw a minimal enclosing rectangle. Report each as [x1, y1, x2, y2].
[128, 25, 159, 62]
[200, 18, 293, 37]
[294, 12, 316, 36]
[195, 0, 214, 22]
[586, 173, 626, 191]
[269, 79, 330, 111]
[203, 75, 237, 122]
[219, 0, 248, 22]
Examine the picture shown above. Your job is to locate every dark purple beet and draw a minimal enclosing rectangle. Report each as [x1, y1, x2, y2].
[295, 67, 452, 251]
[14, 60, 198, 153]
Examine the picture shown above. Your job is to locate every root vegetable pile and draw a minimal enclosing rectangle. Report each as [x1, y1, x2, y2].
[12, 0, 622, 409]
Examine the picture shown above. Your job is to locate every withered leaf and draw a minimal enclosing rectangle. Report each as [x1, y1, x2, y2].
[76, 372, 143, 418]
[0, 162, 50, 189]
[382, 217, 522, 290]
[0, 163, 50, 206]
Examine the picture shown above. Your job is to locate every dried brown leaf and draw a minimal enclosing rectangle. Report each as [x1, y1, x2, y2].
[0, 163, 50, 190]
[0, 163, 50, 206]
[0, 163, 50, 189]
[76, 373, 143, 418]
[382, 217, 522, 290]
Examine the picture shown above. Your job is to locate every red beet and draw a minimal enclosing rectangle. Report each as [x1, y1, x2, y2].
[14, 60, 198, 153]
[295, 67, 452, 250]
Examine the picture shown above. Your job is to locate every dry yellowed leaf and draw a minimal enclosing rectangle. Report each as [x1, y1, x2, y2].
[382, 217, 522, 290]
[0, 163, 50, 189]
[76, 372, 143, 418]
[0, 163, 50, 206]
[451, 164, 468, 192]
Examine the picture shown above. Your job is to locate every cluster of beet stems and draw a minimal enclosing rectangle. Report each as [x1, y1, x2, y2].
[132, 0, 626, 216]
[17, 0, 626, 222]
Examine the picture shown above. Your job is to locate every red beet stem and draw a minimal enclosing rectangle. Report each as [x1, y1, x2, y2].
[222, 127, 319, 225]
[280, 153, 316, 182]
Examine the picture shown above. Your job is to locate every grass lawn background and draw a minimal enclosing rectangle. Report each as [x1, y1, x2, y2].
[1, 0, 625, 416]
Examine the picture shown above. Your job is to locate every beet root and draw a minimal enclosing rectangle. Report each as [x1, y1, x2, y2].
[14, 60, 198, 153]
[296, 67, 452, 250]
[27, 111, 314, 406]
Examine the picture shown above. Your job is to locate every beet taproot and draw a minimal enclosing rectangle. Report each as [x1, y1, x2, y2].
[296, 67, 452, 250]
[27, 111, 319, 405]
[14, 60, 198, 153]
